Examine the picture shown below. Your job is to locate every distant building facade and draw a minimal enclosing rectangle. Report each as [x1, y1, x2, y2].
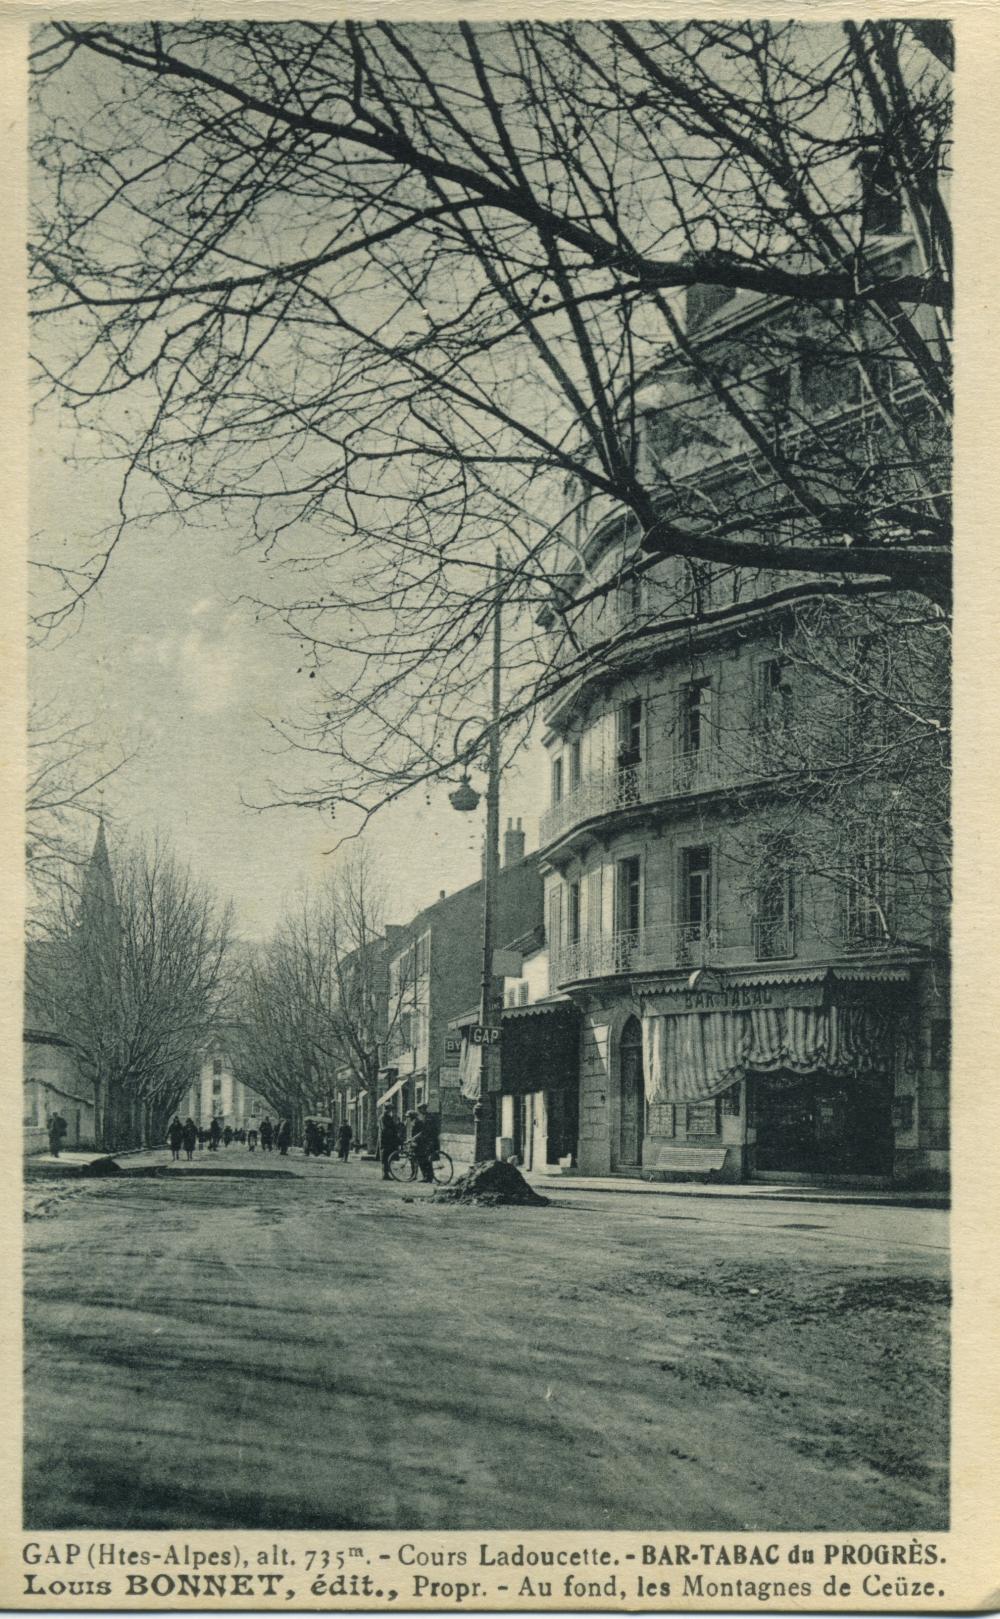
[178, 1038, 270, 1131]
[380, 832, 544, 1169]
[451, 927, 580, 1175]
[23, 1030, 95, 1155]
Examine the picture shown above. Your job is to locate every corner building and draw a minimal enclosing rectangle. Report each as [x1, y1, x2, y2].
[538, 263, 949, 1189]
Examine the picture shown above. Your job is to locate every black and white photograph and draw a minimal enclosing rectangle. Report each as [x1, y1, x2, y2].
[15, 7, 967, 1584]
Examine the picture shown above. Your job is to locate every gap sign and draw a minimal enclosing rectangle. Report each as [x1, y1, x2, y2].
[469, 1025, 502, 1047]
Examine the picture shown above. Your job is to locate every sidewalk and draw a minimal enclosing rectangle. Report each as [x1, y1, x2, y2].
[25, 1147, 296, 1179]
[526, 1171, 949, 1210]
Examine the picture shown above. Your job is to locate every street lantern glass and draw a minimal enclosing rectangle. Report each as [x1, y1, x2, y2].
[449, 773, 481, 813]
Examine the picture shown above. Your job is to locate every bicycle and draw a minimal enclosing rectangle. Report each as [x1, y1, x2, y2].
[386, 1144, 454, 1185]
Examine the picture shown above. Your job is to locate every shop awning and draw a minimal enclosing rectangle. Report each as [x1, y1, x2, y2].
[376, 1074, 407, 1107]
[499, 1000, 580, 1096]
[642, 1002, 895, 1107]
[454, 999, 580, 1100]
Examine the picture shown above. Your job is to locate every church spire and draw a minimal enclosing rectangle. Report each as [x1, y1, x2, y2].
[79, 815, 119, 941]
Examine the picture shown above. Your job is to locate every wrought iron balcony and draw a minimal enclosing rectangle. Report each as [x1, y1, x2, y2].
[539, 750, 727, 849]
[549, 919, 801, 986]
[752, 917, 797, 961]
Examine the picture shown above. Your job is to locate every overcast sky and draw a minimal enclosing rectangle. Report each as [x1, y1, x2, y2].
[30, 425, 549, 941]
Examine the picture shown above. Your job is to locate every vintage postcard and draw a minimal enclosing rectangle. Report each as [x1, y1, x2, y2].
[2, 1, 997, 1613]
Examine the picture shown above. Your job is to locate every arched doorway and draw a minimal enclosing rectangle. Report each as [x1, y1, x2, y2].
[618, 1016, 644, 1168]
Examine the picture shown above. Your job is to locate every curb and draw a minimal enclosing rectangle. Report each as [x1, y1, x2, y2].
[533, 1180, 949, 1211]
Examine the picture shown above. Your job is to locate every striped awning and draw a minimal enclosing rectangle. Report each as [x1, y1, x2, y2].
[643, 1003, 894, 1107]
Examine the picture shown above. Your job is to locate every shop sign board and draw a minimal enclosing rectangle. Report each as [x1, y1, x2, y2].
[469, 1025, 501, 1046]
[442, 1035, 462, 1066]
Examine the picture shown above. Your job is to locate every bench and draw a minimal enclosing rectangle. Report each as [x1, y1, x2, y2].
[643, 1145, 729, 1180]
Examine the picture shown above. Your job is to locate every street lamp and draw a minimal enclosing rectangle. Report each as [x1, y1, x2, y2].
[449, 549, 503, 1164]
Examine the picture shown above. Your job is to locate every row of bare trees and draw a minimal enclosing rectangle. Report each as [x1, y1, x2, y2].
[27, 832, 234, 1150]
[230, 850, 409, 1146]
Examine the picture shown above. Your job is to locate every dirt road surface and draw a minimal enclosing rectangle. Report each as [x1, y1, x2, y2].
[24, 1155, 948, 1531]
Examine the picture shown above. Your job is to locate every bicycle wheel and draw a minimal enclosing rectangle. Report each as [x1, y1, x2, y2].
[387, 1149, 415, 1183]
[431, 1152, 453, 1186]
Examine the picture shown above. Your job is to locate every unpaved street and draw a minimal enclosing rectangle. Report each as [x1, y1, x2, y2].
[24, 1157, 948, 1531]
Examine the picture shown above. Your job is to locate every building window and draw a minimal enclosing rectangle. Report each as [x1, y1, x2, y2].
[551, 756, 564, 805]
[569, 739, 582, 791]
[518, 982, 530, 1007]
[755, 836, 796, 959]
[505, 986, 517, 1008]
[213, 1056, 223, 1076]
[760, 658, 794, 720]
[415, 932, 430, 977]
[616, 856, 641, 937]
[681, 679, 712, 754]
[759, 365, 791, 446]
[849, 636, 892, 749]
[567, 879, 581, 945]
[845, 828, 891, 945]
[619, 572, 642, 620]
[680, 846, 712, 951]
[399, 1011, 413, 1049]
[617, 698, 642, 767]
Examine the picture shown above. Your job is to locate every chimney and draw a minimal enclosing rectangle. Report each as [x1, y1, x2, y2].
[503, 816, 526, 867]
[439, 890, 446, 901]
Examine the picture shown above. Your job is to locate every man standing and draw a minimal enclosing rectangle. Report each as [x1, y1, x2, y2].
[411, 1102, 440, 1184]
[47, 1110, 68, 1158]
[209, 1115, 222, 1152]
[336, 1120, 353, 1162]
[167, 1116, 183, 1160]
[181, 1117, 198, 1161]
[276, 1118, 292, 1156]
[377, 1105, 400, 1180]
[259, 1117, 273, 1152]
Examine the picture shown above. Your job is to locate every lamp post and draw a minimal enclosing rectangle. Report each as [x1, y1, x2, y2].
[449, 549, 503, 1163]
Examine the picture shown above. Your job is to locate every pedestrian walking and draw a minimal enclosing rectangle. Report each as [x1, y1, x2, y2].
[209, 1116, 222, 1152]
[247, 1127, 258, 1152]
[276, 1118, 292, 1156]
[377, 1105, 401, 1180]
[181, 1117, 198, 1161]
[47, 1110, 68, 1158]
[336, 1120, 353, 1162]
[260, 1118, 273, 1152]
[411, 1102, 440, 1184]
[223, 1125, 233, 1148]
[167, 1115, 183, 1160]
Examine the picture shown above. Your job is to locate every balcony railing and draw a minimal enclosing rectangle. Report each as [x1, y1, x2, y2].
[752, 918, 797, 961]
[550, 922, 791, 985]
[540, 750, 726, 848]
[548, 916, 904, 986]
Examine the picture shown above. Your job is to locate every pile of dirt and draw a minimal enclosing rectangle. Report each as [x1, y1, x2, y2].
[433, 1160, 549, 1207]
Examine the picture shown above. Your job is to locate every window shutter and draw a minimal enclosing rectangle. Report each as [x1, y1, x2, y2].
[587, 868, 603, 937]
